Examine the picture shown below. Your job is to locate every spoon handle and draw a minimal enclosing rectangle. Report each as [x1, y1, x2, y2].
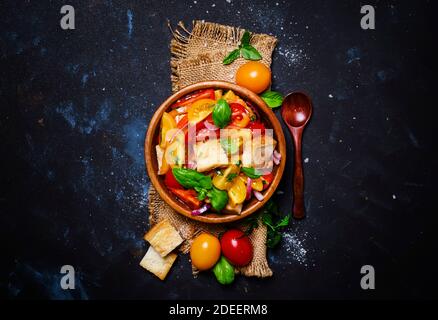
[291, 127, 305, 219]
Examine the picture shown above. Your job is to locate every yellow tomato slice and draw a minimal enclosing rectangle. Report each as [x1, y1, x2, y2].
[251, 178, 264, 191]
[222, 90, 237, 103]
[212, 165, 240, 190]
[228, 177, 247, 207]
[158, 152, 170, 175]
[214, 89, 223, 100]
[187, 99, 216, 124]
[159, 112, 177, 148]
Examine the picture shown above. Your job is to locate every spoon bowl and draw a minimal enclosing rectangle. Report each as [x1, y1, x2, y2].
[281, 92, 313, 219]
[281, 92, 313, 128]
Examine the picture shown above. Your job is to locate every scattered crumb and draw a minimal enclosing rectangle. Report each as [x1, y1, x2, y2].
[328, 94, 333, 98]
[304, 157, 309, 163]
[392, 194, 397, 199]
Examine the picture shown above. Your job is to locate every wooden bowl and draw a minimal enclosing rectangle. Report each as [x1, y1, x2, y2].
[145, 81, 286, 223]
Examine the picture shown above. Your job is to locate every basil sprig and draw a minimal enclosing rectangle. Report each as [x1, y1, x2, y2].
[222, 30, 262, 65]
[172, 168, 228, 212]
[212, 99, 231, 128]
[241, 44, 262, 60]
[262, 200, 290, 248]
[222, 49, 240, 65]
[260, 91, 284, 108]
[207, 187, 228, 212]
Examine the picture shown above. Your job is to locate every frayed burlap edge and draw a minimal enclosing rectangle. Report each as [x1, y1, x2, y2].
[169, 20, 277, 92]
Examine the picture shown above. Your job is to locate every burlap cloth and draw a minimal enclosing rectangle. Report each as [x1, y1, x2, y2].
[148, 21, 277, 277]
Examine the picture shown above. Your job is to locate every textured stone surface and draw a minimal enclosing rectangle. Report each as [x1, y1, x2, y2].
[0, 0, 435, 299]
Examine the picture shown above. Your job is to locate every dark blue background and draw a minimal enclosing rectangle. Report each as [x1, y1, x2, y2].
[1, 0, 436, 299]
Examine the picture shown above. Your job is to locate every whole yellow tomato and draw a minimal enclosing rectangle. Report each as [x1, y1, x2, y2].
[190, 233, 221, 271]
[235, 61, 271, 94]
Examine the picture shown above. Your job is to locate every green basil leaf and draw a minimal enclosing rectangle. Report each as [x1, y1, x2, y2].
[207, 187, 228, 212]
[222, 49, 240, 65]
[194, 187, 208, 201]
[241, 167, 261, 179]
[266, 229, 282, 248]
[212, 99, 232, 128]
[240, 30, 251, 46]
[275, 214, 290, 228]
[260, 91, 284, 108]
[240, 44, 262, 61]
[213, 256, 235, 285]
[262, 213, 275, 229]
[172, 168, 212, 190]
[226, 173, 238, 182]
[243, 215, 259, 236]
[263, 199, 280, 216]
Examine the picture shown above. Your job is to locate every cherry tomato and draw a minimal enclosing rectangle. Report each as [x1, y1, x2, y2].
[235, 61, 271, 94]
[190, 233, 221, 270]
[164, 170, 183, 189]
[220, 229, 253, 267]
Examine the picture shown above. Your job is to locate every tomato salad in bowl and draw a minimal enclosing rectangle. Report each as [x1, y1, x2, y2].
[155, 87, 282, 217]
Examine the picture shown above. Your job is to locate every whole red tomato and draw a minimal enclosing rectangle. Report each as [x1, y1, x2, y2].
[220, 229, 253, 267]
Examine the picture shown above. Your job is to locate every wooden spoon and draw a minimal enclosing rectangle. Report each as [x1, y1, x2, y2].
[281, 92, 313, 219]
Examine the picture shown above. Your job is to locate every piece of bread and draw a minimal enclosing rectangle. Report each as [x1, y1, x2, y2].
[139, 246, 177, 280]
[144, 219, 183, 257]
[223, 202, 243, 215]
[194, 139, 229, 172]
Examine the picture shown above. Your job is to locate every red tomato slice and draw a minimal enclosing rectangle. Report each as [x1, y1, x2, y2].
[169, 188, 201, 209]
[229, 103, 250, 128]
[164, 170, 183, 189]
[261, 173, 274, 190]
[248, 121, 266, 134]
[177, 115, 188, 129]
[171, 89, 215, 109]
